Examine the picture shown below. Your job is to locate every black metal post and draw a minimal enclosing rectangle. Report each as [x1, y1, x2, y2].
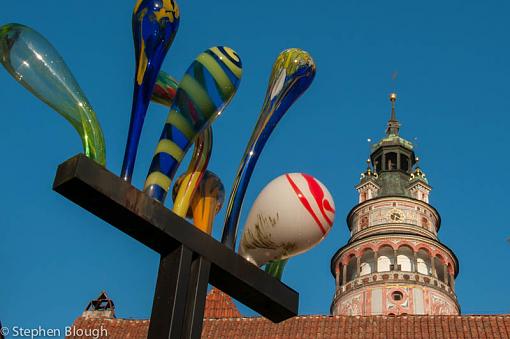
[148, 245, 193, 338]
[53, 154, 299, 339]
[182, 257, 212, 338]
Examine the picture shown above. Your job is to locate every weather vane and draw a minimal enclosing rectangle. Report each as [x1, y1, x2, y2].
[391, 70, 399, 92]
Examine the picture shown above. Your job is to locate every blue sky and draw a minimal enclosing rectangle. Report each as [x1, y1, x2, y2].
[1, 0, 510, 331]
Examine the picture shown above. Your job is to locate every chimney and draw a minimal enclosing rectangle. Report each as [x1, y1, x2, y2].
[81, 291, 115, 319]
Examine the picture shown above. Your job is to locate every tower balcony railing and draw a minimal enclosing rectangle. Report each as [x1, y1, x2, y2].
[350, 222, 438, 242]
[334, 271, 457, 302]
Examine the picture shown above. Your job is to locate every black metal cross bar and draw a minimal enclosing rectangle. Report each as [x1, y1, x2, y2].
[53, 154, 298, 338]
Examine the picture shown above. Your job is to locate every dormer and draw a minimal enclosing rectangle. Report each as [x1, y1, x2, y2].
[408, 167, 431, 203]
[356, 160, 380, 203]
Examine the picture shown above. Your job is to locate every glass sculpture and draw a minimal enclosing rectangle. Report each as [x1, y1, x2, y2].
[221, 48, 316, 249]
[239, 173, 335, 278]
[150, 70, 214, 217]
[152, 70, 179, 107]
[173, 170, 225, 234]
[172, 127, 212, 217]
[189, 170, 225, 234]
[0, 23, 106, 165]
[121, 0, 180, 181]
[144, 46, 242, 202]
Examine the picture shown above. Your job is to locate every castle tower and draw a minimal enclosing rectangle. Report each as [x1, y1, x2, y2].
[330, 93, 460, 316]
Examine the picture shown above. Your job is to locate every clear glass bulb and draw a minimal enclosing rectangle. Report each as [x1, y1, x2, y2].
[0, 23, 105, 165]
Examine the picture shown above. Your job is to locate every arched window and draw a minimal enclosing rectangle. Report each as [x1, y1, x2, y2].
[397, 246, 413, 272]
[417, 249, 431, 275]
[346, 256, 358, 282]
[360, 249, 375, 276]
[400, 154, 409, 171]
[386, 152, 397, 170]
[447, 263, 454, 287]
[336, 263, 342, 285]
[360, 262, 370, 276]
[375, 156, 382, 172]
[434, 256, 445, 282]
[416, 258, 427, 274]
[377, 246, 393, 272]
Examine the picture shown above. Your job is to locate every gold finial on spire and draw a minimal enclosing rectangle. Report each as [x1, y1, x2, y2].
[389, 92, 397, 120]
[361, 158, 374, 179]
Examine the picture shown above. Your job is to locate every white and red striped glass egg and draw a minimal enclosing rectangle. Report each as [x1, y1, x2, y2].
[239, 173, 335, 266]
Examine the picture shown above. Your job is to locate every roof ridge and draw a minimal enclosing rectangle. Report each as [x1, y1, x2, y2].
[84, 313, 510, 322]
[76, 317, 150, 322]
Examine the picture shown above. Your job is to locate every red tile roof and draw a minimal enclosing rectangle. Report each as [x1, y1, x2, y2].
[68, 289, 510, 338]
[70, 317, 148, 338]
[203, 288, 241, 319]
[68, 314, 510, 339]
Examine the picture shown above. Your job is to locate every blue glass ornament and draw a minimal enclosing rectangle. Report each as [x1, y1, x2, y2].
[121, 0, 180, 181]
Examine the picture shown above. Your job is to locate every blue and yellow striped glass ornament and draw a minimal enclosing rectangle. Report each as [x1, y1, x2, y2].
[144, 46, 242, 202]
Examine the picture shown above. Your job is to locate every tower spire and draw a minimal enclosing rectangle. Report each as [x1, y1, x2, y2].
[386, 92, 400, 136]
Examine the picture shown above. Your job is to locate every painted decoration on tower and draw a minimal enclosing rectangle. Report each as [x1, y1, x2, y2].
[239, 173, 335, 267]
[335, 285, 459, 316]
[430, 290, 458, 315]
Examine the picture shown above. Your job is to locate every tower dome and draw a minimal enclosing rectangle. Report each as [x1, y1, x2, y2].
[330, 93, 460, 316]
